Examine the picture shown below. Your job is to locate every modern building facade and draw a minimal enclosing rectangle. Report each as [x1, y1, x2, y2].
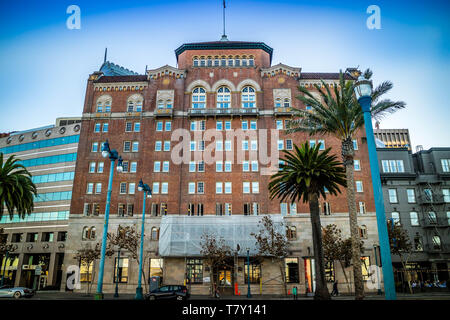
[0, 119, 80, 290]
[374, 128, 412, 150]
[63, 39, 382, 295]
[378, 146, 450, 287]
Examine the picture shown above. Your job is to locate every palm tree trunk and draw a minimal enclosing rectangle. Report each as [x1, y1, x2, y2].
[342, 138, 365, 300]
[308, 193, 331, 300]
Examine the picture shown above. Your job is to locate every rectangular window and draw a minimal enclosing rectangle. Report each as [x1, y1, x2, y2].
[280, 203, 288, 216]
[289, 203, 297, 215]
[224, 121, 231, 130]
[92, 142, 99, 152]
[224, 182, 232, 194]
[224, 203, 232, 215]
[118, 204, 126, 217]
[250, 120, 257, 130]
[242, 121, 249, 130]
[215, 203, 223, 216]
[225, 140, 232, 151]
[410, 212, 419, 226]
[251, 140, 258, 151]
[224, 161, 232, 172]
[94, 123, 101, 132]
[388, 189, 398, 203]
[276, 120, 283, 130]
[86, 183, 94, 194]
[353, 139, 358, 150]
[127, 204, 134, 216]
[152, 182, 160, 194]
[162, 161, 169, 172]
[197, 182, 204, 194]
[89, 162, 96, 173]
[285, 139, 293, 150]
[243, 182, 250, 194]
[441, 159, 450, 172]
[251, 161, 258, 172]
[189, 161, 196, 172]
[122, 161, 129, 173]
[285, 258, 299, 283]
[128, 183, 136, 194]
[134, 122, 140, 132]
[216, 182, 223, 194]
[156, 121, 163, 131]
[278, 140, 284, 150]
[244, 259, 261, 284]
[407, 189, 416, 203]
[102, 123, 109, 132]
[198, 140, 205, 151]
[318, 139, 325, 150]
[443, 189, 450, 203]
[361, 257, 371, 280]
[80, 261, 93, 283]
[242, 161, 249, 172]
[356, 181, 364, 192]
[190, 141, 196, 151]
[242, 140, 249, 151]
[132, 141, 139, 152]
[95, 183, 102, 194]
[186, 259, 203, 284]
[130, 162, 137, 173]
[97, 162, 104, 173]
[155, 141, 162, 151]
[188, 182, 196, 194]
[161, 182, 168, 194]
[125, 122, 132, 132]
[165, 121, 172, 131]
[252, 203, 259, 215]
[252, 182, 259, 194]
[154, 161, 161, 172]
[216, 121, 223, 131]
[396, 160, 405, 173]
[123, 141, 131, 152]
[354, 160, 361, 171]
[382, 160, 390, 173]
[216, 161, 223, 172]
[163, 141, 170, 151]
[325, 261, 335, 282]
[359, 202, 366, 214]
[323, 202, 331, 215]
[151, 203, 159, 216]
[113, 258, 129, 283]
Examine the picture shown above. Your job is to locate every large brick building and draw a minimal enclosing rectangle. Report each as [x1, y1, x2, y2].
[63, 39, 382, 295]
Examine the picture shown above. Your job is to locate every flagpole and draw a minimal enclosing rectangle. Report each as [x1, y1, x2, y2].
[221, 0, 228, 40]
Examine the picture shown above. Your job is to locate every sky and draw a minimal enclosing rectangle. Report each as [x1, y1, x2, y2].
[0, 0, 449, 150]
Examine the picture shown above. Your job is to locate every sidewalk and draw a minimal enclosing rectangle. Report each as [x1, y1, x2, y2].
[25, 291, 450, 300]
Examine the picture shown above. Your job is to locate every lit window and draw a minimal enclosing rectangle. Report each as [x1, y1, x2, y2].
[134, 122, 140, 132]
[132, 141, 139, 152]
[130, 162, 137, 173]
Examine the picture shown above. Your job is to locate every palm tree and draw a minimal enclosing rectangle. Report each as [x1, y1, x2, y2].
[0, 153, 37, 220]
[269, 143, 346, 300]
[287, 70, 405, 299]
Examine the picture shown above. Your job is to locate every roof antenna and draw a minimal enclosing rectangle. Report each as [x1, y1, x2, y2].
[220, 0, 228, 41]
[104, 47, 108, 64]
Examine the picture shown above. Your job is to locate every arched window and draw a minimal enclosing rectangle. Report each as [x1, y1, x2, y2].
[286, 226, 297, 240]
[90, 227, 96, 240]
[96, 95, 112, 113]
[192, 87, 206, 109]
[82, 226, 96, 240]
[193, 57, 199, 67]
[151, 227, 159, 240]
[217, 87, 231, 108]
[82, 227, 90, 240]
[283, 98, 290, 108]
[127, 94, 143, 112]
[241, 86, 256, 108]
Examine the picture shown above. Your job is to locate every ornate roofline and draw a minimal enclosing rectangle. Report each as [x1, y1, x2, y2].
[261, 63, 301, 78]
[146, 64, 187, 80]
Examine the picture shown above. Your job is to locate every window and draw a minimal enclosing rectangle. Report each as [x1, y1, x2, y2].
[242, 161, 249, 172]
[309, 140, 316, 148]
[92, 142, 99, 152]
[113, 257, 129, 283]
[132, 141, 139, 152]
[186, 259, 203, 284]
[318, 140, 325, 150]
[285, 258, 299, 283]
[42, 232, 54, 242]
[217, 87, 231, 108]
[97, 162, 104, 173]
[427, 211, 437, 224]
[150, 259, 164, 279]
[154, 161, 161, 172]
[278, 140, 284, 150]
[152, 182, 160, 194]
[251, 161, 258, 172]
[163, 141, 170, 151]
[95, 183, 102, 194]
[356, 181, 364, 192]
[224, 182, 232, 194]
[197, 182, 204, 194]
[102, 123, 109, 132]
[134, 122, 140, 132]
[407, 189, 416, 203]
[123, 141, 131, 152]
[441, 159, 450, 172]
[243, 182, 250, 194]
[280, 203, 288, 216]
[359, 225, 368, 239]
[447, 212, 450, 225]
[216, 161, 223, 172]
[86, 183, 94, 194]
[191, 120, 206, 131]
[252, 182, 259, 194]
[391, 212, 400, 225]
[216, 121, 223, 130]
[252, 203, 259, 215]
[198, 141, 205, 151]
[353, 139, 358, 150]
[382, 160, 405, 173]
[151, 203, 159, 216]
[286, 226, 297, 240]
[410, 212, 419, 226]
[275, 120, 283, 130]
[192, 87, 206, 109]
[189, 162, 196, 173]
[241, 86, 256, 108]
[325, 261, 335, 282]
[242, 140, 249, 151]
[130, 162, 137, 173]
[224, 161, 232, 172]
[361, 256, 371, 280]
[354, 160, 361, 171]
[156, 121, 163, 131]
[151, 227, 160, 240]
[118, 204, 126, 217]
[224, 203, 232, 215]
[160, 203, 167, 216]
[424, 188, 433, 201]
[251, 140, 258, 151]
[244, 259, 261, 284]
[189, 182, 196, 194]
[127, 94, 143, 112]
[165, 121, 171, 131]
[432, 235, 442, 250]
[215, 203, 223, 216]
[242, 121, 249, 130]
[94, 123, 101, 132]
[443, 189, 450, 203]
[128, 183, 136, 194]
[80, 261, 93, 282]
[126, 204, 134, 216]
[125, 122, 133, 132]
[388, 189, 398, 203]
[216, 182, 223, 194]
[26, 233, 38, 242]
[89, 162, 96, 173]
[323, 202, 331, 215]
[285, 139, 293, 150]
[225, 140, 232, 151]
[155, 141, 162, 151]
[162, 161, 169, 173]
[414, 236, 423, 251]
[190, 141, 196, 151]
[224, 121, 232, 130]
[121, 161, 129, 173]
[359, 201, 366, 214]
[250, 120, 257, 130]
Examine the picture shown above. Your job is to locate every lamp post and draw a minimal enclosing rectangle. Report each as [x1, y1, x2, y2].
[94, 140, 123, 300]
[246, 248, 252, 298]
[354, 77, 396, 300]
[135, 179, 152, 300]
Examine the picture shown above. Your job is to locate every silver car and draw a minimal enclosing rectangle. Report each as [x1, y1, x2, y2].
[0, 286, 35, 299]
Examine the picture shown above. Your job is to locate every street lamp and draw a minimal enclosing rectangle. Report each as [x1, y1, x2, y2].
[246, 248, 252, 298]
[354, 76, 396, 300]
[94, 140, 123, 300]
[135, 179, 152, 300]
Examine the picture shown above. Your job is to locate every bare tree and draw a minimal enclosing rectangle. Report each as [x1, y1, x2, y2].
[251, 216, 290, 295]
[322, 224, 364, 294]
[387, 220, 413, 294]
[74, 242, 114, 294]
[200, 233, 233, 297]
[108, 225, 149, 293]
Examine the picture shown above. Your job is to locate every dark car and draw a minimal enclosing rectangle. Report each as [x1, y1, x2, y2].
[145, 285, 189, 301]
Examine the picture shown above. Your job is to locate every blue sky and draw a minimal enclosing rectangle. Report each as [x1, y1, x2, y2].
[0, 0, 449, 149]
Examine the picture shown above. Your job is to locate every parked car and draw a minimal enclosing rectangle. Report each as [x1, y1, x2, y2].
[0, 286, 35, 299]
[145, 285, 189, 301]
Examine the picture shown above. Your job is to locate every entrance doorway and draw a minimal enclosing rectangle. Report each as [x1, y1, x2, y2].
[213, 260, 234, 296]
[304, 258, 316, 294]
